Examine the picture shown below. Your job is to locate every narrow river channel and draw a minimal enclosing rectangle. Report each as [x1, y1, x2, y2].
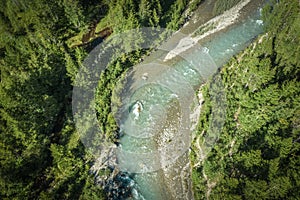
[115, 1, 265, 199]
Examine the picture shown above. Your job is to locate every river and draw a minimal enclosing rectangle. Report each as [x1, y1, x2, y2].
[115, 0, 266, 199]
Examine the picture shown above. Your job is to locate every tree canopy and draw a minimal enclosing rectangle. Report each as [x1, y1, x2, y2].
[0, 0, 199, 199]
[191, 0, 300, 199]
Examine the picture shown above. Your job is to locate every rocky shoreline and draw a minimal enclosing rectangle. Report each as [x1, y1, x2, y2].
[164, 0, 260, 61]
[90, 0, 266, 199]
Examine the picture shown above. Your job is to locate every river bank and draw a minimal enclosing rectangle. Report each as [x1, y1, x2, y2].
[163, 0, 265, 61]
[96, 0, 266, 199]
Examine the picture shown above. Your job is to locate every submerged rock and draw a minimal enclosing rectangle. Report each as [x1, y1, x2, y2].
[104, 172, 135, 200]
[132, 101, 143, 120]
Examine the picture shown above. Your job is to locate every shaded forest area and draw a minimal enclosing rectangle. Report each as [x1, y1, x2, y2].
[191, 0, 300, 199]
[1, 0, 298, 199]
[0, 0, 202, 199]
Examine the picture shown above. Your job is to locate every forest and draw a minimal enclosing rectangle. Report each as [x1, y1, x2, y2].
[0, 0, 203, 199]
[0, 0, 299, 199]
[191, 0, 300, 199]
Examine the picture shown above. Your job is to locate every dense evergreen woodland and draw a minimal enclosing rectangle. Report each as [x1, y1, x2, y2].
[191, 0, 300, 199]
[0, 0, 298, 199]
[0, 0, 202, 198]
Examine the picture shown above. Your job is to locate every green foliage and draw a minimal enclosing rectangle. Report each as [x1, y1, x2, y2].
[0, 0, 106, 199]
[189, 0, 204, 12]
[92, 0, 202, 143]
[84, 0, 197, 47]
[0, 0, 201, 198]
[213, 0, 241, 15]
[165, 0, 190, 30]
[192, 0, 300, 199]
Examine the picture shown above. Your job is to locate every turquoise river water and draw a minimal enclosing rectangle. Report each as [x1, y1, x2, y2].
[116, 4, 265, 200]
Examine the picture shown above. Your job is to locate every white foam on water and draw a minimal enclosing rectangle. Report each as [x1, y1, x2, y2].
[256, 20, 263, 25]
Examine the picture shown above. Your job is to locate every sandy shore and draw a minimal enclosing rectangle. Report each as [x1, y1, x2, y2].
[163, 0, 252, 61]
